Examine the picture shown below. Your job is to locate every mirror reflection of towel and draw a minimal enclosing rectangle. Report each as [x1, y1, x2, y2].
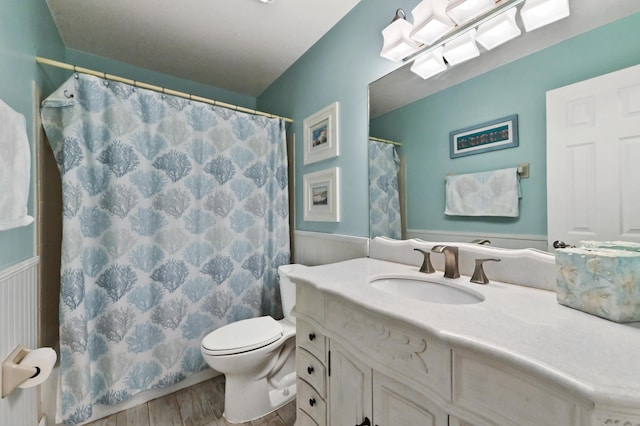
[0, 98, 34, 231]
[445, 167, 520, 217]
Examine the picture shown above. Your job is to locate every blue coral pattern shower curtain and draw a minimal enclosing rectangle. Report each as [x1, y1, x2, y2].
[41, 74, 290, 424]
[369, 139, 401, 239]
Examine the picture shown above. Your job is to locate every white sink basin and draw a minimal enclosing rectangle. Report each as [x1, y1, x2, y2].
[370, 277, 484, 305]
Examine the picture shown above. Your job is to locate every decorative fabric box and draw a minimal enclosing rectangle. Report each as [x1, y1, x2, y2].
[579, 240, 640, 252]
[555, 246, 640, 322]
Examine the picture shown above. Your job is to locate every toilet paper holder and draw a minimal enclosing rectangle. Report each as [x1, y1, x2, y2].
[2, 345, 42, 398]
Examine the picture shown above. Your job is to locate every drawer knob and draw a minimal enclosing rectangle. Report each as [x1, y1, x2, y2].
[309, 398, 316, 407]
[308, 332, 316, 341]
[355, 417, 371, 426]
[307, 366, 314, 375]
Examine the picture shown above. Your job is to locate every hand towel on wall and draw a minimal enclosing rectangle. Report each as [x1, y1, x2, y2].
[0, 98, 33, 230]
[445, 167, 520, 217]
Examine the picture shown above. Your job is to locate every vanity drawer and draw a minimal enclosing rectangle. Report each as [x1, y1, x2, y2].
[297, 408, 319, 426]
[297, 319, 326, 362]
[452, 350, 586, 426]
[297, 348, 326, 398]
[297, 378, 326, 426]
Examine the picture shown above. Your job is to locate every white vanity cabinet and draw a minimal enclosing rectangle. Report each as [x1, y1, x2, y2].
[329, 339, 447, 426]
[295, 282, 449, 426]
[296, 319, 328, 426]
[291, 253, 640, 426]
[293, 275, 594, 426]
[327, 340, 372, 426]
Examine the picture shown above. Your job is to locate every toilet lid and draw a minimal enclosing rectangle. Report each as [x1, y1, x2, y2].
[201, 316, 283, 355]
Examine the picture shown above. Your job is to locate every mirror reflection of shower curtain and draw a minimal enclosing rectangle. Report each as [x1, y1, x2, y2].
[41, 74, 290, 424]
[369, 139, 402, 239]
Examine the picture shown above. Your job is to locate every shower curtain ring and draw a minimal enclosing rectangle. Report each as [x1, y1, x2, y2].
[73, 65, 79, 79]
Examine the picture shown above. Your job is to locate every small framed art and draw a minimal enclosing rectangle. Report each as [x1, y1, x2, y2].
[303, 102, 339, 165]
[303, 167, 340, 222]
[450, 114, 519, 159]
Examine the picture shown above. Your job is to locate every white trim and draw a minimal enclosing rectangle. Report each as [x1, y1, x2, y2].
[0, 257, 40, 283]
[293, 230, 369, 265]
[294, 230, 368, 243]
[406, 229, 548, 250]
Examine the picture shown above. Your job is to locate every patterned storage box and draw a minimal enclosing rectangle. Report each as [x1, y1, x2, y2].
[555, 246, 640, 322]
[580, 240, 640, 252]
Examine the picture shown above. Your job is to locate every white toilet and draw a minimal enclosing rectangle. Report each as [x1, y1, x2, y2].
[201, 264, 300, 424]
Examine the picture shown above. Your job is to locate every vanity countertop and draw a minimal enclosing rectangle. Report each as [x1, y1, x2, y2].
[288, 257, 640, 407]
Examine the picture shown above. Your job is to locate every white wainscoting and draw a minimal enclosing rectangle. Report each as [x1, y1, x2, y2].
[0, 257, 40, 426]
[293, 231, 369, 266]
[406, 229, 548, 251]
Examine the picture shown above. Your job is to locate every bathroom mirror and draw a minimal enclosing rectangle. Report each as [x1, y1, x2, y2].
[367, 3, 640, 250]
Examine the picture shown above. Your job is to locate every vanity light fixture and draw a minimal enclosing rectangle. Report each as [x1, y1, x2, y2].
[443, 29, 480, 65]
[475, 7, 521, 50]
[380, 9, 421, 61]
[379, 0, 571, 80]
[446, 0, 496, 25]
[410, 46, 448, 79]
[520, 0, 570, 31]
[410, 0, 455, 46]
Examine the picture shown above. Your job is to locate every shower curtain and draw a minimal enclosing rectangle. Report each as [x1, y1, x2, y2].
[369, 139, 401, 239]
[41, 74, 290, 424]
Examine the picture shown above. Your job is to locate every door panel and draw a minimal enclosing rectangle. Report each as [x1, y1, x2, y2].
[547, 64, 640, 249]
[328, 340, 372, 426]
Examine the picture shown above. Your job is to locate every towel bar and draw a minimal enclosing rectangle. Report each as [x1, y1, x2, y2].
[446, 162, 529, 181]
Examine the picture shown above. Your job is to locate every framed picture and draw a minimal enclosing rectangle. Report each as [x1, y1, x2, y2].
[450, 114, 519, 159]
[303, 167, 340, 222]
[303, 102, 339, 164]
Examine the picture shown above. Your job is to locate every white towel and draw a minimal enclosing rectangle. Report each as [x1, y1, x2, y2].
[0, 98, 34, 230]
[445, 167, 520, 217]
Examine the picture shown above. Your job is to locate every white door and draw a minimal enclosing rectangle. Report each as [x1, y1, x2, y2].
[547, 63, 640, 250]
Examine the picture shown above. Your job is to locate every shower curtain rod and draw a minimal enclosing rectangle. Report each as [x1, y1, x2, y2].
[370, 136, 401, 146]
[35, 56, 293, 123]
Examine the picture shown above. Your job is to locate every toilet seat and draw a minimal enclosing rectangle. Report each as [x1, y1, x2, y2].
[202, 316, 283, 356]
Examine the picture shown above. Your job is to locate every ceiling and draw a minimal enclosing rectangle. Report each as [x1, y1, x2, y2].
[45, 0, 361, 98]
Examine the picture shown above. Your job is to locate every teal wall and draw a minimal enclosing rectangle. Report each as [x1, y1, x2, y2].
[371, 12, 640, 237]
[0, 1, 66, 270]
[65, 49, 257, 110]
[259, 1, 640, 239]
[258, 0, 410, 236]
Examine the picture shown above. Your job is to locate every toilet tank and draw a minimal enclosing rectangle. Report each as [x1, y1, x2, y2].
[278, 264, 300, 324]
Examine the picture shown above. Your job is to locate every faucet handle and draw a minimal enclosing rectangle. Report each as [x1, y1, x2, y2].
[470, 258, 501, 284]
[471, 239, 491, 245]
[413, 248, 435, 274]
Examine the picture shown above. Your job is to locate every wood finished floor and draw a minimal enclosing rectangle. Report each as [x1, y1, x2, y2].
[85, 375, 296, 426]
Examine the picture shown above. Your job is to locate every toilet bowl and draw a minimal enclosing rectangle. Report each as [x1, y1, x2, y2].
[201, 264, 300, 424]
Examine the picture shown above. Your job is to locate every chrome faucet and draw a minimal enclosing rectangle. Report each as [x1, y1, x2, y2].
[431, 245, 460, 278]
